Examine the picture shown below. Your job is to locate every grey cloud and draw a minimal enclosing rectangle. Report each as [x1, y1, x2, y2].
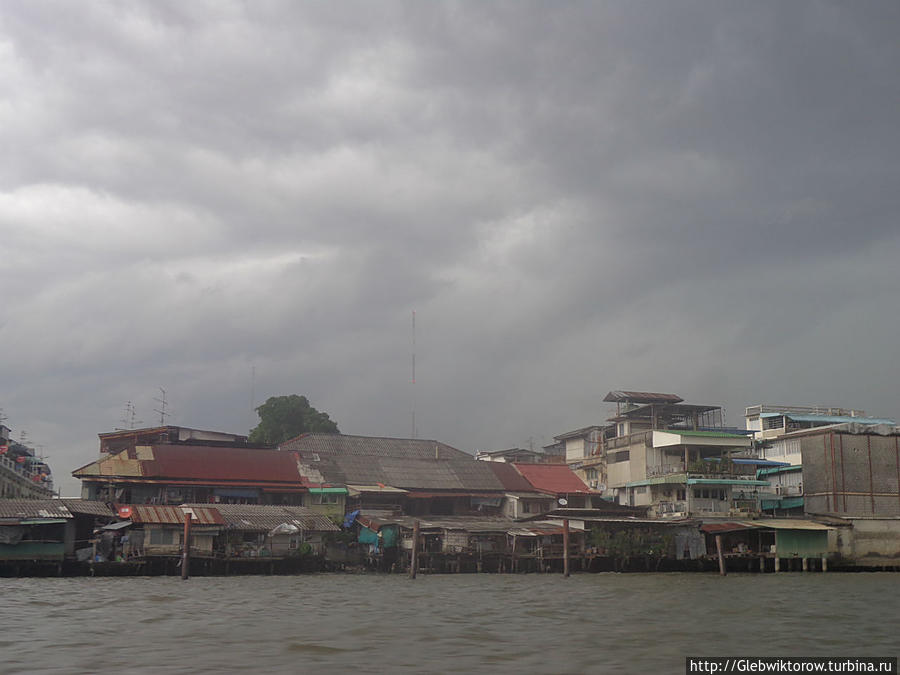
[1, 1, 898, 496]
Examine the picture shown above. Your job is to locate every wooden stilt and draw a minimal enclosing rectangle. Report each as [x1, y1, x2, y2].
[409, 520, 419, 579]
[181, 512, 192, 580]
[715, 535, 726, 576]
[563, 519, 570, 578]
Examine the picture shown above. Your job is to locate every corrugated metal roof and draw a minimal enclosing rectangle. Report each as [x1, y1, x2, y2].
[603, 391, 684, 404]
[701, 522, 756, 534]
[126, 505, 225, 525]
[701, 519, 832, 532]
[194, 504, 339, 532]
[58, 500, 117, 517]
[761, 413, 896, 425]
[0, 499, 73, 521]
[513, 464, 593, 494]
[756, 519, 831, 531]
[280, 433, 472, 461]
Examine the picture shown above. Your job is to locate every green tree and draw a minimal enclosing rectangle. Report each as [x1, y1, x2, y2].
[248, 394, 339, 445]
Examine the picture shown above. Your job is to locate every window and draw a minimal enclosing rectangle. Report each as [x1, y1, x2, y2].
[315, 492, 340, 505]
[149, 529, 175, 545]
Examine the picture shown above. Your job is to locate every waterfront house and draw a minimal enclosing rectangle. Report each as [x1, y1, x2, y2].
[700, 519, 833, 571]
[0, 499, 72, 566]
[280, 433, 517, 517]
[118, 504, 224, 558]
[73, 443, 315, 505]
[188, 503, 339, 558]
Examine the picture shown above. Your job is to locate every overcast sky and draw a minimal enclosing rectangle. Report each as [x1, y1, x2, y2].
[1, 1, 898, 496]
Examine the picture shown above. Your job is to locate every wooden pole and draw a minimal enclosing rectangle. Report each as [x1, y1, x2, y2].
[563, 519, 570, 578]
[181, 512, 192, 580]
[409, 520, 419, 579]
[715, 535, 726, 576]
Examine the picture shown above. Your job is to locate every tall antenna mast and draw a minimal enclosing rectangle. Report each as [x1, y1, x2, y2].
[411, 310, 417, 439]
[153, 387, 170, 426]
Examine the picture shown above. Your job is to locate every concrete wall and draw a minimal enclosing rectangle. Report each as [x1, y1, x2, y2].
[802, 431, 900, 517]
[833, 518, 900, 564]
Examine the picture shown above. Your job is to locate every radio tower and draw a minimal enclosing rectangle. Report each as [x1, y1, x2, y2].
[411, 310, 417, 439]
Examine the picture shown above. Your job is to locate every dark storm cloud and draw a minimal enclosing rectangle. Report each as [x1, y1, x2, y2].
[1, 1, 898, 494]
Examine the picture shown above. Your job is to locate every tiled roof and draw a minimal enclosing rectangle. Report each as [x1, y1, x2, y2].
[513, 463, 593, 495]
[187, 504, 339, 533]
[0, 499, 73, 521]
[304, 454, 507, 491]
[280, 434, 508, 491]
[280, 433, 472, 461]
[486, 462, 537, 492]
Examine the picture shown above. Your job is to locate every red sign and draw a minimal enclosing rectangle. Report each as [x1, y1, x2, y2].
[15, 456, 25, 464]
[0, 445, 8, 454]
[117, 505, 133, 519]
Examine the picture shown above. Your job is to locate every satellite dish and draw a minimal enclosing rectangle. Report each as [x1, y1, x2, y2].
[558, 498, 568, 506]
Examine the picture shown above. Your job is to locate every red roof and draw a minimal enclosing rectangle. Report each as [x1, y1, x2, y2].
[487, 462, 539, 492]
[140, 445, 311, 486]
[512, 463, 593, 494]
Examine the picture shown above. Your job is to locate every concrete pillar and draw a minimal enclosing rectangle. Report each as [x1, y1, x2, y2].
[821, 556, 828, 572]
[774, 556, 780, 573]
[802, 557, 808, 572]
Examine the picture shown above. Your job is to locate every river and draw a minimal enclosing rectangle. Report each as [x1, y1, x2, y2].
[1, 573, 897, 674]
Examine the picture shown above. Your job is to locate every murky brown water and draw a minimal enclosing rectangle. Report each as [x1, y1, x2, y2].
[1, 573, 897, 674]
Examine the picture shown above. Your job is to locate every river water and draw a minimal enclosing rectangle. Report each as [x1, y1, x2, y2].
[2, 573, 897, 674]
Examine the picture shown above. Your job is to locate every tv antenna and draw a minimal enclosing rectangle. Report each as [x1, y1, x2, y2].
[117, 401, 143, 430]
[153, 387, 171, 426]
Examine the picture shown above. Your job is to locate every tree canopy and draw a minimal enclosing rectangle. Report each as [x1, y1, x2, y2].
[248, 394, 339, 445]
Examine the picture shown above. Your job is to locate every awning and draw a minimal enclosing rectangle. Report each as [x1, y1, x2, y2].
[687, 479, 771, 487]
[701, 458, 791, 467]
[101, 521, 132, 531]
[20, 518, 68, 525]
[761, 497, 804, 510]
[346, 485, 408, 495]
[214, 488, 260, 498]
[307, 487, 348, 494]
